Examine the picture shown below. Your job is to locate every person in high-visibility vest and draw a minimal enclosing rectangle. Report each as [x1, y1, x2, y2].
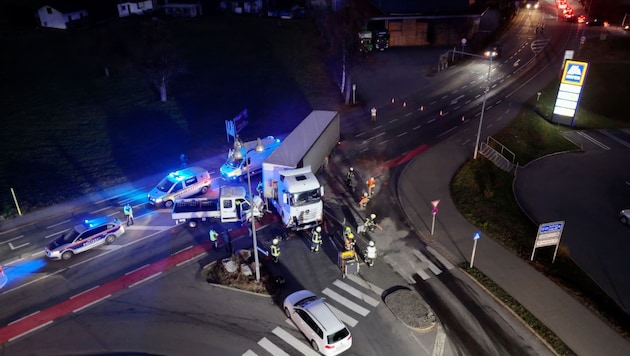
[344, 231, 355, 251]
[209, 229, 219, 250]
[123, 204, 134, 226]
[271, 238, 281, 263]
[311, 226, 323, 252]
[370, 107, 377, 123]
[365, 240, 377, 267]
[366, 176, 377, 197]
[364, 213, 377, 232]
[358, 192, 370, 209]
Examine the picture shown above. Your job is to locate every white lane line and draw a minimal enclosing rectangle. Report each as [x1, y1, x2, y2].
[123, 225, 173, 231]
[8, 311, 40, 325]
[367, 132, 385, 141]
[257, 337, 289, 356]
[46, 220, 70, 229]
[426, 246, 455, 270]
[128, 272, 162, 288]
[327, 304, 358, 327]
[389, 118, 398, 123]
[413, 125, 422, 130]
[172, 245, 193, 255]
[272, 327, 319, 356]
[437, 127, 457, 138]
[412, 250, 442, 276]
[600, 129, 630, 148]
[70, 285, 100, 299]
[577, 131, 610, 150]
[9, 321, 53, 342]
[44, 231, 64, 239]
[125, 264, 150, 276]
[89, 206, 112, 214]
[379, 140, 388, 145]
[321, 288, 370, 316]
[346, 274, 384, 296]
[355, 132, 365, 138]
[332, 280, 379, 307]
[397, 132, 407, 138]
[432, 324, 447, 356]
[73, 294, 111, 313]
[2, 268, 66, 295]
[242, 349, 259, 356]
[0, 235, 24, 244]
[427, 118, 436, 124]
[373, 125, 383, 130]
[404, 112, 413, 117]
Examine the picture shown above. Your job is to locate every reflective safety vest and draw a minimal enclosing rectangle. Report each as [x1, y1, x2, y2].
[271, 245, 280, 257]
[312, 231, 322, 244]
[366, 245, 377, 259]
[123, 205, 133, 216]
[366, 177, 376, 188]
[209, 230, 218, 242]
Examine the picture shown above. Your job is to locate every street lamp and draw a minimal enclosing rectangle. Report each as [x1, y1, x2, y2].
[473, 56, 492, 160]
[233, 138, 265, 282]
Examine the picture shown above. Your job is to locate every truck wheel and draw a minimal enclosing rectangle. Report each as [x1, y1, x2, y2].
[164, 200, 174, 209]
[188, 220, 198, 228]
[201, 186, 209, 194]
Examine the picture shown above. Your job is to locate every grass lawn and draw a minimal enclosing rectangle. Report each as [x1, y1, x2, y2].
[0, 14, 342, 215]
[451, 35, 630, 353]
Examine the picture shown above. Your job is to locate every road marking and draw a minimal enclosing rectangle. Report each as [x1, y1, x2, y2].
[397, 132, 407, 138]
[124, 225, 173, 231]
[8, 242, 29, 250]
[257, 338, 289, 356]
[327, 304, 358, 327]
[8, 321, 53, 343]
[242, 349, 259, 356]
[355, 132, 365, 138]
[272, 327, 319, 356]
[600, 130, 630, 148]
[44, 231, 64, 239]
[437, 127, 457, 138]
[2, 269, 66, 295]
[46, 220, 70, 229]
[404, 112, 413, 117]
[172, 245, 193, 255]
[450, 95, 464, 104]
[413, 125, 422, 130]
[373, 125, 383, 130]
[389, 118, 398, 123]
[321, 288, 370, 316]
[8, 311, 40, 326]
[284, 318, 297, 330]
[426, 246, 455, 270]
[412, 250, 442, 276]
[125, 264, 150, 276]
[70, 285, 100, 299]
[432, 324, 447, 356]
[332, 280, 379, 307]
[577, 131, 610, 150]
[367, 132, 385, 141]
[73, 294, 111, 313]
[90, 206, 112, 214]
[0, 235, 24, 244]
[346, 274, 384, 296]
[128, 272, 162, 288]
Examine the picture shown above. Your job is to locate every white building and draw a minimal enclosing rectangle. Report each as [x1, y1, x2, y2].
[163, 1, 202, 17]
[37, 4, 88, 30]
[117, 1, 154, 17]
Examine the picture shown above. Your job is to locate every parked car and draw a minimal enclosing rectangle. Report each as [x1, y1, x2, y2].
[283, 290, 352, 355]
[620, 209, 630, 225]
[45, 217, 125, 260]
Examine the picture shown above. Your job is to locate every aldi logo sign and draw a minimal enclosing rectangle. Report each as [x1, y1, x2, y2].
[561, 60, 588, 86]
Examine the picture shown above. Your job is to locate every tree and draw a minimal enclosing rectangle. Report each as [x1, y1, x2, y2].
[137, 19, 182, 103]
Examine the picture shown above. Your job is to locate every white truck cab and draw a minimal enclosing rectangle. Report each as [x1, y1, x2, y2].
[148, 166, 211, 208]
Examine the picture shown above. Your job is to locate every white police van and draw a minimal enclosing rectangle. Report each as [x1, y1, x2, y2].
[148, 166, 212, 208]
[45, 216, 125, 260]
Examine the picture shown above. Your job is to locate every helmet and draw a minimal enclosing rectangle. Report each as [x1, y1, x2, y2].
[316, 226, 321, 232]
[273, 238, 279, 245]
[349, 167, 354, 172]
[370, 214, 376, 219]
[363, 192, 368, 197]
[345, 226, 351, 233]
[347, 232, 355, 239]
[369, 241, 375, 247]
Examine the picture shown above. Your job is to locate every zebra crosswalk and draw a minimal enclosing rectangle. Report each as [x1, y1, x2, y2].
[383, 247, 454, 284]
[242, 275, 382, 355]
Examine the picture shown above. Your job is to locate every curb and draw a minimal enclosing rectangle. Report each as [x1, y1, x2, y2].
[382, 285, 437, 333]
[202, 261, 272, 298]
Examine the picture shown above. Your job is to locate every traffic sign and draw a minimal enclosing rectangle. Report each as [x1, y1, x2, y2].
[473, 232, 481, 240]
[432, 208, 438, 215]
[431, 200, 440, 208]
[580, 36, 586, 44]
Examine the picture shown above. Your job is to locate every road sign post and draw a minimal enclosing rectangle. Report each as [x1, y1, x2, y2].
[470, 232, 481, 268]
[430, 200, 440, 236]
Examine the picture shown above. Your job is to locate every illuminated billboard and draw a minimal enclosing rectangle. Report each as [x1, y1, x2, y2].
[552, 60, 589, 126]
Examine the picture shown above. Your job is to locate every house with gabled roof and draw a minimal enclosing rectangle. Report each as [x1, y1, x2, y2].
[117, 0, 154, 17]
[36, 1, 88, 30]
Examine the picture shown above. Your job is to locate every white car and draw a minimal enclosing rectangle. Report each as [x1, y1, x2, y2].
[283, 290, 352, 355]
[45, 217, 125, 260]
[620, 209, 630, 225]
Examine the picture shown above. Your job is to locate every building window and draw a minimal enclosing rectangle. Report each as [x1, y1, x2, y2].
[46, 7, 52, 14]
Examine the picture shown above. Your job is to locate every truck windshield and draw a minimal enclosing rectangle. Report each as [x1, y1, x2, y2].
[224, 158, 243, 169]
[291, 189, 321, 206]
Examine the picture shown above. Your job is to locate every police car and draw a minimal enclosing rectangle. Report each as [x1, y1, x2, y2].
[45, 217, 125, 260]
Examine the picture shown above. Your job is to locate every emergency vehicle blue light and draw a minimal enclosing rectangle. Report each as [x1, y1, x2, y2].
[2, 259, 46, 286]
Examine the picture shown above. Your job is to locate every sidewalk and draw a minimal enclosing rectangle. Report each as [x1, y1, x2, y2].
[397, 140, 630, 355]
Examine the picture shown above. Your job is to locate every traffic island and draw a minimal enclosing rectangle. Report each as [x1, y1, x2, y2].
[383, 286, 436, 332]
[204, 249, 281, 296]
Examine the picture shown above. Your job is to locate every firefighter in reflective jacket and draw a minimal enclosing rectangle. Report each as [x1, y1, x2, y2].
[365, 241, 377, 267]
[311, 226, 322, 252]
[271, 238, 280, 263]
[123, 204, 134, 226]
[344, 231, 355, 251]
[209, 229, 219, 250]
[366, 176, 377, 197]
[358, 192, 370, 209]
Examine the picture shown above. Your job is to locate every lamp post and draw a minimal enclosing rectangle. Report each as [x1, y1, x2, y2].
[233, 138, 265, 282]
[473, 56, 492, 160]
